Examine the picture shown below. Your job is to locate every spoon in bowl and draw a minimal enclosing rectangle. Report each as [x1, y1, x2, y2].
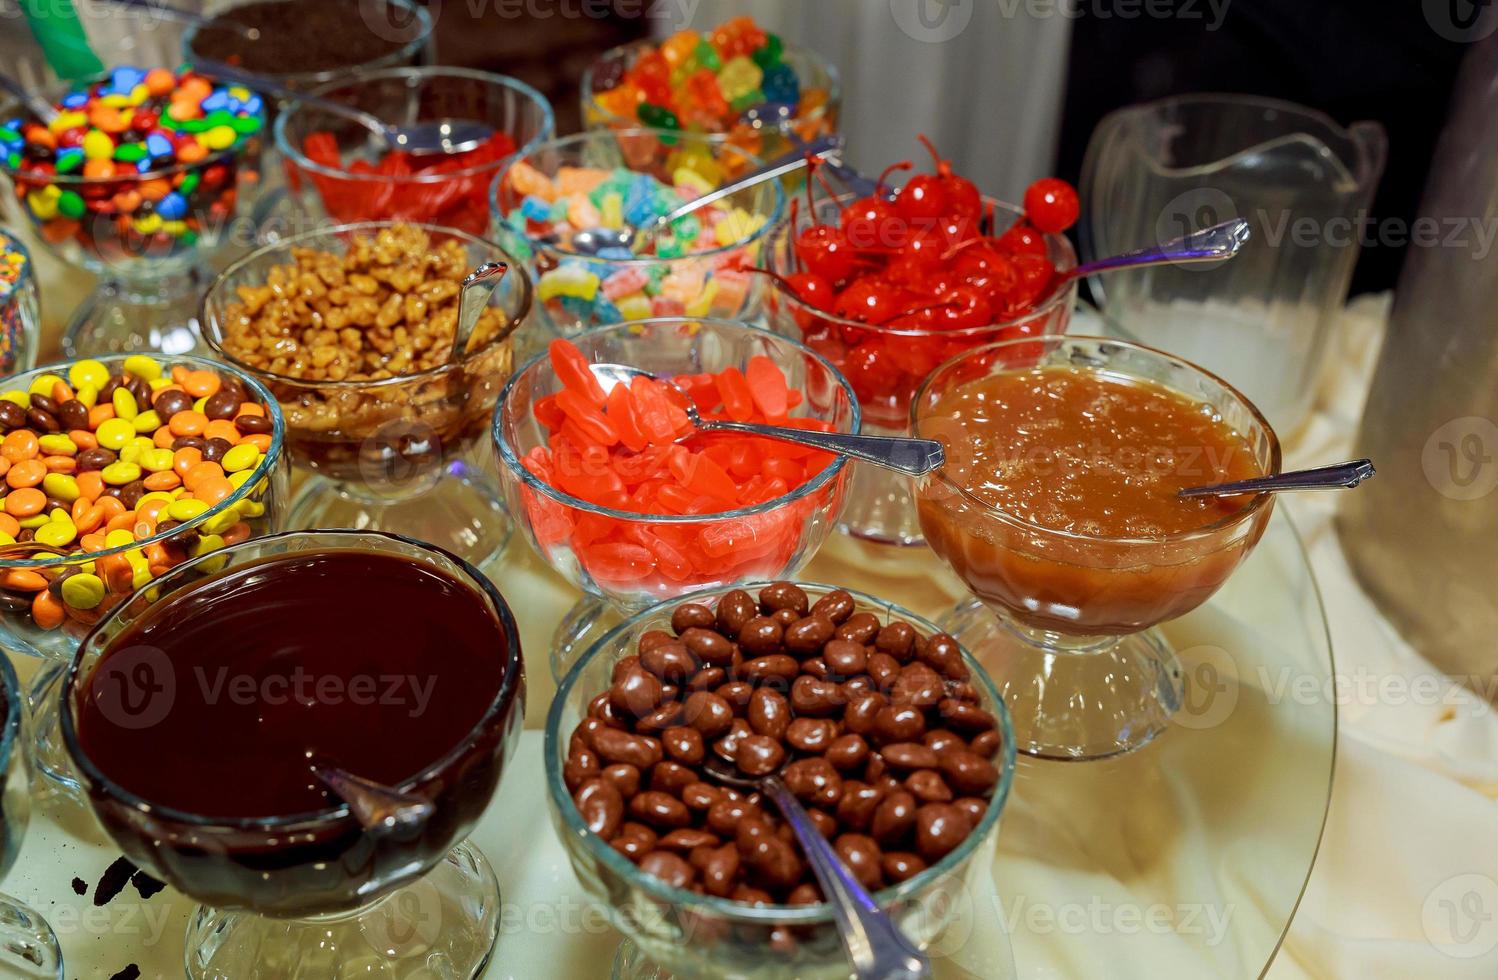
[311, 760, 435, 834]
[451, 261, 509, 362]
[0, 73, 60, 125]
[539, 134, 843, 256]
[586, 362, 946, 477]
[1178, 459, 1375, 498]
[198, 62, 492, 157]
[699, 753, 931, 980]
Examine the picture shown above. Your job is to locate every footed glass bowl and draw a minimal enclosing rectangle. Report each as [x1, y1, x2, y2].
[547, 581, 1015, 979]
[492, 317, 857, 680]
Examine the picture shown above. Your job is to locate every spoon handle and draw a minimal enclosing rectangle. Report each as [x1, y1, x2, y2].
[451, 261, 508, 361]
[1067, 218, 1251, 281]
[0, 72, 59, 124]
[761, 776, 930, 980]
[637, 134, 842, 247]
[1177, 459, 1375, 498]
[701, 420, 945, 476]
[311, 762, 434, 835]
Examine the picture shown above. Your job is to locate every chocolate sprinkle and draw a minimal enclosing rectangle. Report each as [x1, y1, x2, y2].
[130, 870, 166, 900]
[94, 856, 138, 907]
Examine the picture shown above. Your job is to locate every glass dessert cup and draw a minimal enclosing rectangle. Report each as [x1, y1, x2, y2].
[0, 352, 289, 797]
[490, 128, 783, 346]
[200, 220, 532, 568]
[911, 335, 1280, 761]
[0, 231, 40, 376]
[580, 39, 842, 167]
[763, 195, 1077, 547]
[183, 0, 435, 95]
[59, 528, 525, 980]
[276, 66, 555, 236]
[492, 318, 857, 681]
[547, 582, 1016, 980]
[0, 652, 64, 978]
[0, 83, 263, 357]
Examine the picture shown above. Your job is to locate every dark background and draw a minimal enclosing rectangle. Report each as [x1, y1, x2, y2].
[410, 1, 1470, 294]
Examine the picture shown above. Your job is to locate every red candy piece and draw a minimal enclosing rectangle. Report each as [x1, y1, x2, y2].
[290, 130, 517, 235]
[522, 340, 841, 596]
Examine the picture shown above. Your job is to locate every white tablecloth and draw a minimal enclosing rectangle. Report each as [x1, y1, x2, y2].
[10, 238, 1498, 977]
[1261, 295, 1498, 979]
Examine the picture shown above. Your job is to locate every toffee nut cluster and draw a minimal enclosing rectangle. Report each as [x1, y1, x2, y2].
[565, 582, 1003, 905]
[216, 224, 508, 382]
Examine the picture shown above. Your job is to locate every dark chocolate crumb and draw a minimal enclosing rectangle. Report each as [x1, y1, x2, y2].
[130, 870, 166, 900]
[109, 967, 141, 980]
[94, 857, 138, 907]
[70, 877, 86, 896]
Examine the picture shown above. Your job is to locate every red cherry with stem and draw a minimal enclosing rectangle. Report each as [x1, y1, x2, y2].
[995, 222, 1048, 258]
[1022, 177, 1080, 234]
[747, 266, 834, 311]
[842, 160, 911, 249]
[1009, 252, 1055, 307]
[935, 285, 993, 329]
[841, 341, 903, 401]
[894, 136, 952, 225]
[832, 277, 913, 325]
[885, 299, 962, 331]
[795, 225, 859, 284]
[916, 133, 983, 221]
[901, 225, 947, 269]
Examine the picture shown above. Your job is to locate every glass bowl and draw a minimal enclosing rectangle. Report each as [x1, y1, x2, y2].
[0, 73, 265, 356]
[276, 66, 555, 236]
[911, 335, 1280, 760]
[763, 193, 1078, 547]
[490, 129, 783, 340]
[546, 581, 1016, 980]
[0, 231, 40, 376]
[0, 352, 288, 662]
[0, 650, 63, 978]
[183, 0, 434, 94]
[580, 36, 841, 165]
[492, 318, 857, 680]
[199, 220, 532, 567]
[59, 529, 524, 978]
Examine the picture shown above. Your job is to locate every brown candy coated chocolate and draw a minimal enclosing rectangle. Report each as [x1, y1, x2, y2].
[639, 850, 696, 888]
[715, 589, 757, 636]
[915, 803, 973, 861]
[671, 602, 716, 636]
[758, 582, 809, 615]
[574, 778, 623, 838]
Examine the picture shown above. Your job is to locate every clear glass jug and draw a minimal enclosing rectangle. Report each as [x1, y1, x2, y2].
[1080, 94, 1386, 435]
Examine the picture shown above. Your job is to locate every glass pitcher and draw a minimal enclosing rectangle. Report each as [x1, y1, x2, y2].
[1080, 94, 1386, 435]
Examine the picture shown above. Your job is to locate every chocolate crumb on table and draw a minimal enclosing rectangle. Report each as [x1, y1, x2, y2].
[70, 876, 86, 896]
[93, 856, 138, 907]
[130, 870, 166, 900]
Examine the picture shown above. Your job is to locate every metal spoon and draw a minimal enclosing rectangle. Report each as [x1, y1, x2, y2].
[540, 134, 842, 256]
[699, 753, 930, 980]
[311, 761, 434, 834]
[587, 362, 945, 477]
[199, 62, 492, 157]
[451, 261, 508, 362]
[0, 72, 60, 125]
[1178, 459, 1375, 498]
[104, 0, 261, 38]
